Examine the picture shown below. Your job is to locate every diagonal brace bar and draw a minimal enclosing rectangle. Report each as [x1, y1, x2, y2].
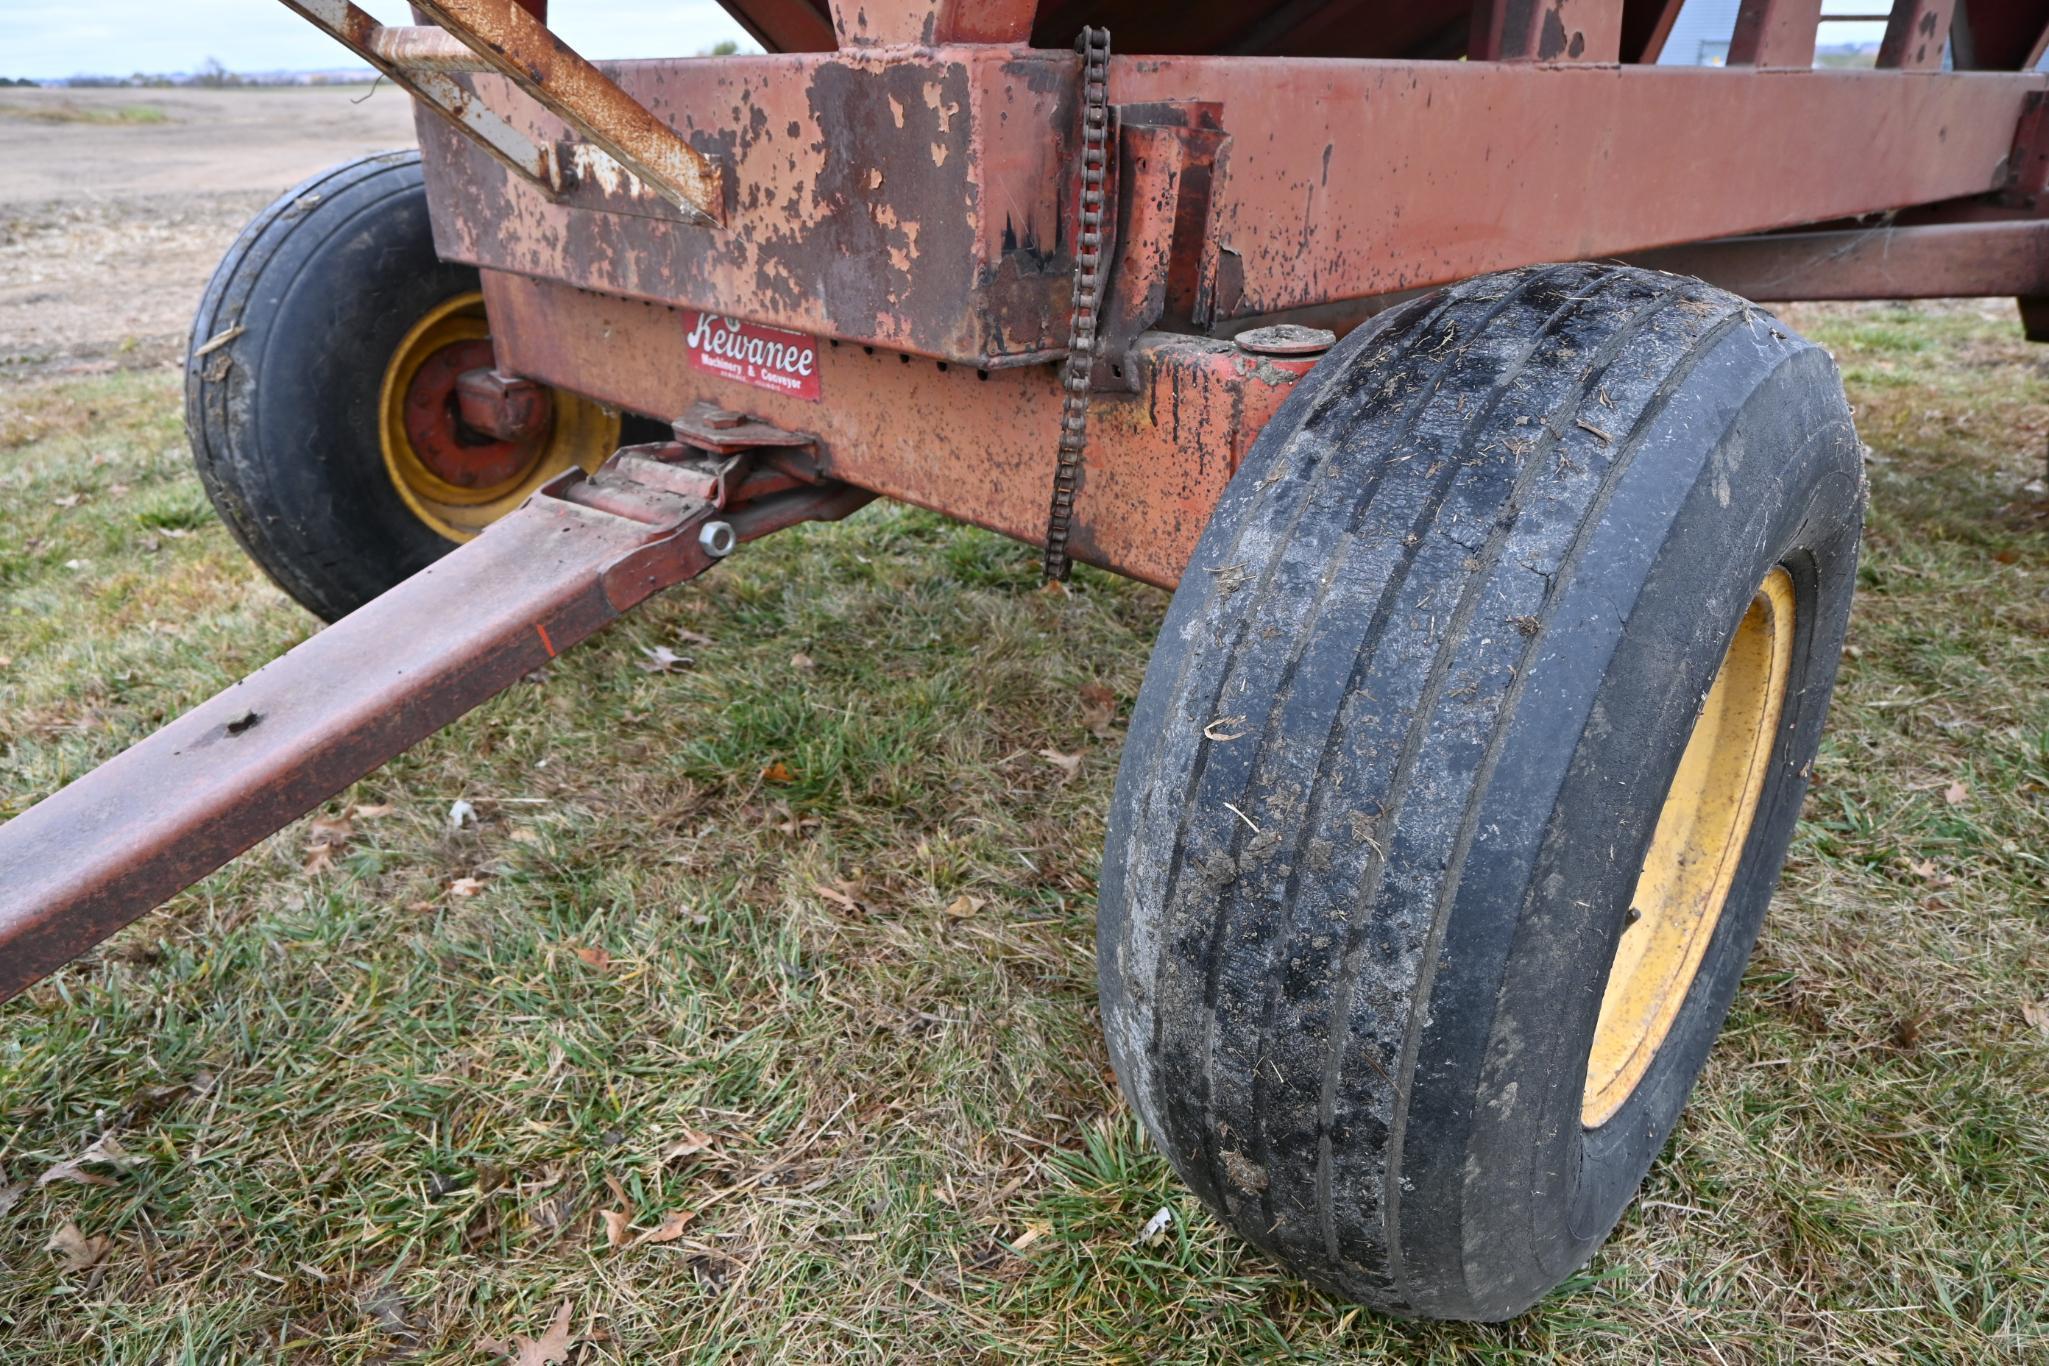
[0, 463, 868, 1003]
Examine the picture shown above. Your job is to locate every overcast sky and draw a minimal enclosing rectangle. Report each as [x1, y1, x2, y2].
[2, 0, 754, 80]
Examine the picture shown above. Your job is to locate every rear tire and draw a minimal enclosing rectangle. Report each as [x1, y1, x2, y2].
[184, 150, 617, 622]
[1098, 263, 1863, 1320]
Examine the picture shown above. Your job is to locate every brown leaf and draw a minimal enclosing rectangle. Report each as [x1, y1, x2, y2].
[448, 876, 488, 898]
[351, 803, 396, 820]
[39, 1133, 137, 1188]
[0, 1181, 25, 1218]
[481, 1299, 575, 1366]
[303, 813, 354, 874]
[1037, 749, 1082, 782]
[600, 1175, 634, 1248]
[674, 629, 715, 646]
[1078, 682, 1117, 738]
[573, 946, 613, 971]
[2024, 1001, 2049, 1039]
[1906, 858, 1954, 887]
[1943, 781, 1969, 806]
[761, 761, 795, 784]
[812, 881, 864, 914]
[943, 893, 982, 920]
[789, 651, 816, 671]
[633, 1209, 694, 1246]
[661, 1127, 717, 1162]
[307, 815, 354, 846]
[46, 1221, 108, 1272]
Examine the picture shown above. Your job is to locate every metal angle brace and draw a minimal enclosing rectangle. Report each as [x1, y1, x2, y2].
[276, 0, 724, 225]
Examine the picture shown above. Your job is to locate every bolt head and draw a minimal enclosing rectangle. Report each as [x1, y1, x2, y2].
[698, 521, 736, 559]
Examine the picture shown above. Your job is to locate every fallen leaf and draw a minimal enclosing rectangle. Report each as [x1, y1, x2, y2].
[53, 493, 81, 508]
[943, 893, 982, 919]
[2024, 1001, 2049, 1039]
[1906, 858, 1953, 887]
[761, 761, 794, 783]
[0, 1181, 24, 1218]
[481, 1299, 575, 1366]
[1079, 682, 1117, 738]
[813, 881, 863, 914]
[46, 1221, 108, 1272]
[509, 827, 544, 846]
[637, 645, 691, 673]
[351, 803, 395, 820]
[1943, 781, 1969, 806]
[790, 651, 816, 671]
[674, 629, 715, 647]
[573, 946, 613, 971]
[1037, 749, 1082, 782]
[448, 876, 487, 898]
[661, 1127, 717, 1162]
[39, 1133, 138, 1188]
[632, 1210, 694, 1246]
[308, 815, 353, 842]
[302, 844, 337, 876]
[448, 799, 478, 831]
[600, 1175, 635, 1248]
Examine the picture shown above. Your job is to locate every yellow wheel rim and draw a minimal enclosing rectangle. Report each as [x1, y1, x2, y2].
[1582, 567, 1796, 1129]
[378, 291, 617, 541]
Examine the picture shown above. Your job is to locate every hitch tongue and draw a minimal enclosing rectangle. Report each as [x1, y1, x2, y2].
[0, 451, 869, 1002]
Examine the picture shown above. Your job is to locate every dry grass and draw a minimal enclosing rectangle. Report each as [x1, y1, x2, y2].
[0, 100, 170, 127]
[0, 299, 2044, 1362]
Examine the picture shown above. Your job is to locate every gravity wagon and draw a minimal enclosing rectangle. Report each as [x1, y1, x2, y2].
[7, 0, 2048, 1321]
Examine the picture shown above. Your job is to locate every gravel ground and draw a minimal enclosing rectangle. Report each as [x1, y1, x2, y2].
[0, 86, 418, 380]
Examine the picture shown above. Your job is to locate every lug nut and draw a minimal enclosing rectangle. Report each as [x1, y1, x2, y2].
[699, 521, 737, 559]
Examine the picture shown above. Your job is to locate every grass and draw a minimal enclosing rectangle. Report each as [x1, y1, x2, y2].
[0, 101, 170, 127]
[1, 300, 2045, 1362]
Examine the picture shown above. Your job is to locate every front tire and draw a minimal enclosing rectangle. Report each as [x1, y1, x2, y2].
[184, 150, 618, 622]
[1098, 263, 1863, 1320]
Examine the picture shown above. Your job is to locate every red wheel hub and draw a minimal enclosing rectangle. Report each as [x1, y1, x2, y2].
[400, 337, 552, 489]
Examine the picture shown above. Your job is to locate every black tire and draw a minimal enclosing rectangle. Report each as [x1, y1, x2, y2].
[1098, 263, 1863, 1320]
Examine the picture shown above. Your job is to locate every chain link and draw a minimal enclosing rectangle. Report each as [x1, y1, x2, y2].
[1042, 26, 1111, 582]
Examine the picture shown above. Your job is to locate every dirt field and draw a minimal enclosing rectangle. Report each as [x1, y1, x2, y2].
[0, 86, 418, 380]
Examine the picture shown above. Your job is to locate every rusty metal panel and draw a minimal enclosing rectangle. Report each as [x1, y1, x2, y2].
[719, 0, 838, 52]
[1098, 58, 2043, 323]
[1956, 0, 2049, 69]
[479, 271, 1317, 587]
[1880, 0, 1959, 69]
[417, 49, 1075, 367]
[420, 52, 2042, 363]
[1625, 219, 2049, 299]
[1470, 0, 1625, 61]
[829, 0, 1040, 45]
[1729, 0, 1823, 67]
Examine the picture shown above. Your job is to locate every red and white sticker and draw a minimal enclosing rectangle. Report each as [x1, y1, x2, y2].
[681, 310, 822, 402]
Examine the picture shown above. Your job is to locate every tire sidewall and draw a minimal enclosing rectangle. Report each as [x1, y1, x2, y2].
[1398, 339, 1864, 1316]
[187, 151, 480, 620]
